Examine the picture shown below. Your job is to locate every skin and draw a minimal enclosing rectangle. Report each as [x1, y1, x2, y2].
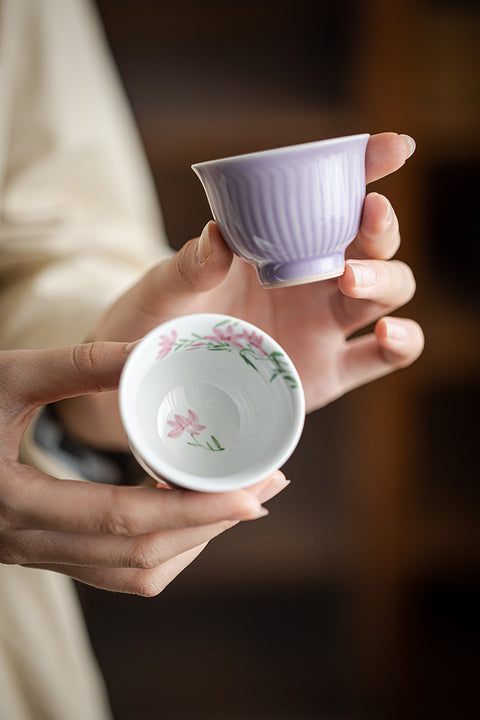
[0, 341, 288, 594]
[1, 131, 424, 595]
[57, 132, 424, 449]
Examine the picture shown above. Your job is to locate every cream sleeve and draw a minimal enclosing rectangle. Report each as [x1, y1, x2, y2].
[0, 5, 171, 717]
[0, 0, 172, 350]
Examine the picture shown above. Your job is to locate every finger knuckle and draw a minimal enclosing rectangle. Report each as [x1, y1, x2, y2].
[72, 342, 93, 373]
[173, 240, 196, 288]
[71, 342, 107, 391]
[100, 508, 134, 538]
[100, 511, 133, 536]
[98, 487, 140, 537]
[129, 541, 160, 570]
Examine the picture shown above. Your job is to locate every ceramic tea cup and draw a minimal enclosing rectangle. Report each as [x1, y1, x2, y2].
[192, 133, 369, 288]
[119, 314, 305, 492]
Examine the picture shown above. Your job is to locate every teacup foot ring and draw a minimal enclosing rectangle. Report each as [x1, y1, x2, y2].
[257, 253, 346, 288]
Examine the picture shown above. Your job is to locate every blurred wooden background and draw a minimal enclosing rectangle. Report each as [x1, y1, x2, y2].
[77, 1, 480, 718]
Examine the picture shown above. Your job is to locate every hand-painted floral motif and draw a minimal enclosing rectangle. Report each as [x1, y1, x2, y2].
[242, 329, 268, 356]
[167, 410, 206, 438]
[157, 330, 178, 359]
[156, 319, 299, 389]
[204, 324, 245, 348]
[166, 409, 224, 452]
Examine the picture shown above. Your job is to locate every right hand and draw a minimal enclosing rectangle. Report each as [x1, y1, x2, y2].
[57, 133, 423, 450]
[0, 341, 289, 594]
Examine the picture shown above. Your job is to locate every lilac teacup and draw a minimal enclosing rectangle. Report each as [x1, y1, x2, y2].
[192, 133, 369, 288]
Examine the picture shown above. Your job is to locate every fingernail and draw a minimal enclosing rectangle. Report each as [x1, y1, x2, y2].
[230, 505, 269, 521]
[347, 261, 377, 288]
[400, 134, 416, 159]
[125, 339, 141, 353]
[256, 477, 290, 504]
[196, 222, 212, 264]
[383, 198, 394, 226]
[384, 318, 408, 342]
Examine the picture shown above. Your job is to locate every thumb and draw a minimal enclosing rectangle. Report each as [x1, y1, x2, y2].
[6, 341, 131, 409]
[94, 221, 234, 341]
[141, 220, 233, 316]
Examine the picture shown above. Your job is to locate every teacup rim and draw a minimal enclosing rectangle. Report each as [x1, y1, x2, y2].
[119, 313, 306, 492]
[192, 132, 370, 170]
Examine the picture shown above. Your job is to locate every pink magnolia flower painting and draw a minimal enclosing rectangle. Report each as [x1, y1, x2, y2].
[157, 330, 178, 359]
[155, 318, 299, 389]
[167, 410, 206, 438]
[204, 324, 244, 348]
[166, 409, 225, 452]
[243, 329, 268, 356]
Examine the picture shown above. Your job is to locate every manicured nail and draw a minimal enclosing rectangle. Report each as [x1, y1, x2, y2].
[255, 477, 291, 504]
[196, 222, 212, 264]
[400, 134, 416, 159]
[383, 197, 394, 226]
[231, 505, 270, 521]
[125, 339, 141, 353]
[347, 261, 377, 288]
[384, 318, 408, 342]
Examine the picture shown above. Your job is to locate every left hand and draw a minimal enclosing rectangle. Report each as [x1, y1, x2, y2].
[1, 342, 286, 594]
[58, 132, 424, 449]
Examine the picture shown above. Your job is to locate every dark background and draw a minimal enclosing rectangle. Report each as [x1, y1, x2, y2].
[77, 1, 480, 718]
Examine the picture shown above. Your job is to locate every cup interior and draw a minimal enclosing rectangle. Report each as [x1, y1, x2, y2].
[120, 315, 305, 491]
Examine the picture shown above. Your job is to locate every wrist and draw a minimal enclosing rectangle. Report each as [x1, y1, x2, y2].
[54, 390, 128, 451]
[35, 403, 141, 485]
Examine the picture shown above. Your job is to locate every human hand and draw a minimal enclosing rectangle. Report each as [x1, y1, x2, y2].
[58, 132, 424, 447]
[0, 342, 288, 594]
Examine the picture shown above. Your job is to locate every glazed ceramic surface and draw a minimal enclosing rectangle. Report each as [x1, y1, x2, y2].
[192, 133, 369, 287]
[119, 314, 305, 492]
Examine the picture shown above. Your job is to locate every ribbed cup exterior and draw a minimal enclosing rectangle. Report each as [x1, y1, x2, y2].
[193, 134, 369, 286]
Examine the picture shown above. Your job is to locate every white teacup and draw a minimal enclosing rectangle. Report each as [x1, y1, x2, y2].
[119, 314, 305, 492]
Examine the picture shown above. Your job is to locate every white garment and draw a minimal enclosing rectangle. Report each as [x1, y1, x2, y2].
[0, 1, 171, 717]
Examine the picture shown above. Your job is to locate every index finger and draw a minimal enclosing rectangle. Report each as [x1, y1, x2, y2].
[366, 132, 415, 184]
